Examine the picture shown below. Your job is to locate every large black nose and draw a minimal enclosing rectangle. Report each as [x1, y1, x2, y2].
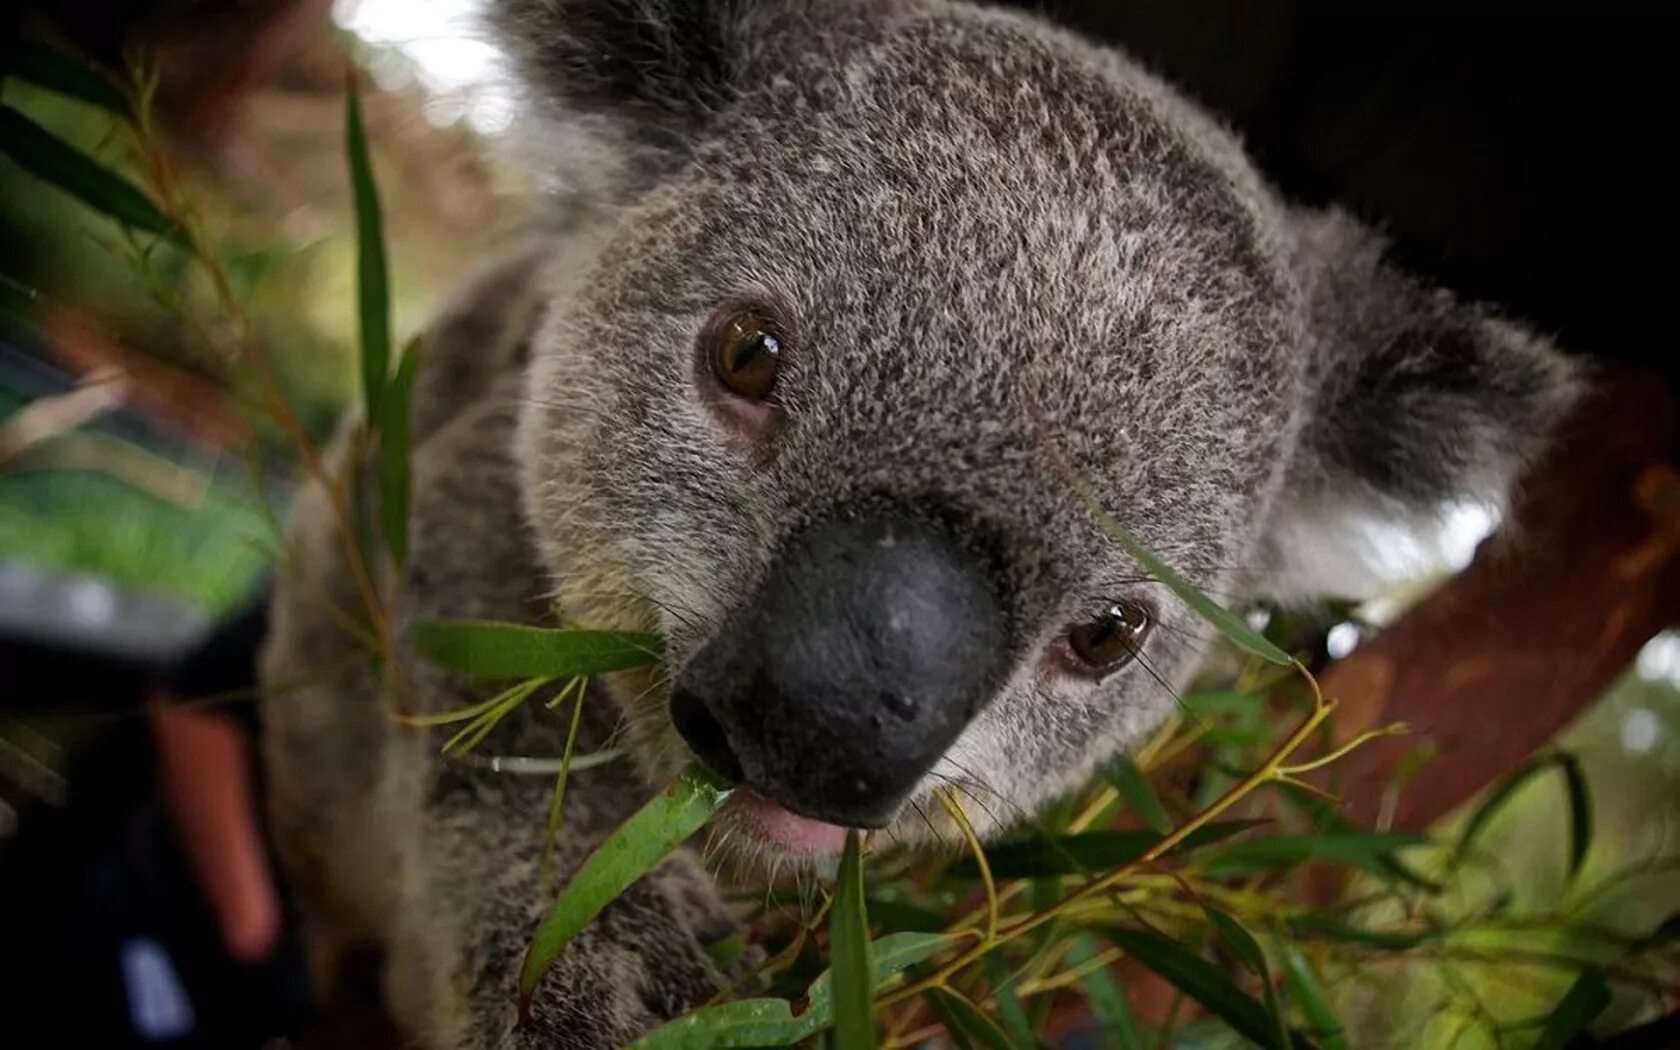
[671, 507, 1010, 828]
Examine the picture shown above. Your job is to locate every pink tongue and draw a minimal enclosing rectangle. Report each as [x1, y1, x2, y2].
[734, 788, 848, 854]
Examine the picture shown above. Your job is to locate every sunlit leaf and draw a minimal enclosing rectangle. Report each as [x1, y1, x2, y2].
[831, 830, 875, 1050]
[415, 619, 662, 678]
[519, 768, 732, 1007]
[0, 106, 179, 241]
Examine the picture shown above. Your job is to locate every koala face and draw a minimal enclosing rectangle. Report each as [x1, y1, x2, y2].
[498, 1, 1574, 861]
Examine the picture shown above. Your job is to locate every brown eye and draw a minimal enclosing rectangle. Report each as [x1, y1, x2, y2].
[709, 309, 783, 400]
[1067, 600, 1152, 674]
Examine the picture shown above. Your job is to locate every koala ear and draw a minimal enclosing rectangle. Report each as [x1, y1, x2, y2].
[487, 1, 831, 190]
[1261, 208, 1580, 600]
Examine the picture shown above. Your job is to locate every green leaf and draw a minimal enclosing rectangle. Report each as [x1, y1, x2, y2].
[955, 820, 1265, 879]
[924, 988, 1019, 1050]
[519, 768, 732, 1007]
[0, 106, 180, 241]
[628, 933, 955, 1048]
[1558, 752, 1593, 880]
[1076, 492, 1292, 666]
[1531, 968, 1610, 1050]
[378, 336, 420, 566]
[1286, 916, 1438, 950]
[2, 39, 128, 114]
[1455, 752, 1592, 880]
[1101, 926, 1282, 1049]
[1110, 754, 1171, 835]
[1198, 832, 1425, 879]
[832, 830, 875, 1050]
[983, 951, 1033, 1047]
[1202, 906, 1290, 1049]
[1067, 933, 1144, 1050]
[415, 619, 662, 678]
[1276, 942, 1349, 1050]
[345, 83, 390, 424]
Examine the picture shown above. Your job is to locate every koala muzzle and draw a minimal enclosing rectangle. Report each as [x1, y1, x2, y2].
[670, 506, 1010, 829]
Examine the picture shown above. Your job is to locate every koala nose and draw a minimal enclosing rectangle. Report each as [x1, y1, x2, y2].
[671, 507, 1010, 829]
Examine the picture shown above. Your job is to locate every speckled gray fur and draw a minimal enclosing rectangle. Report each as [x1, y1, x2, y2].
[260, 2, 1576, 1046]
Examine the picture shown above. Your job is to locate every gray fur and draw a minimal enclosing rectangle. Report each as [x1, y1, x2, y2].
[261, 2, 1576, 1045]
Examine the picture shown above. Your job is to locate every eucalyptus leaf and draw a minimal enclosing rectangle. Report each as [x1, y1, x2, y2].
[345, 84, 390, 424]
[1198, 832, 1424, 879]
[415, 620, 662, 679]
[1277, 942, 1349, 1050]
[1067, 933, 1144, 1050]
[952, 819, 1265, 879]
[627, 933, 956, 1049]
[379, 337, 421, 566]
[1101, 926, 1282, 1049]
[1532, 968, 1610, 1050]
[3, 39, 128, 114]
[0, 106, 180, 241]
[1110, 753, 1171, 835]
[831, 830, 875, 1050]
[519, 768, 732, 1007]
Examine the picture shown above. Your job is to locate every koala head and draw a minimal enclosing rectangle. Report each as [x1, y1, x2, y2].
[492, 1, 1575, 861]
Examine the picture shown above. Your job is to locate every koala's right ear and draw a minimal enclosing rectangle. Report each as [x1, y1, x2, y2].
[488, 1, 846, 187]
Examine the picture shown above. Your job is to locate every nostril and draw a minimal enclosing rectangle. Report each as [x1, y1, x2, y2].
[669, 689, 744, 785]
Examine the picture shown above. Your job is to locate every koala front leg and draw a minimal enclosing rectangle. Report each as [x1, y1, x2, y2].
[382, 767, 737, 1049]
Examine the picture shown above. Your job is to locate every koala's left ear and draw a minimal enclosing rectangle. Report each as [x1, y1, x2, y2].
[488, 1, 871, 193]
[1261, 208, 1581, 600]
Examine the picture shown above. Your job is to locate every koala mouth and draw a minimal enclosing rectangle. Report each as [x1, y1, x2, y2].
[730, 788, 849, 855]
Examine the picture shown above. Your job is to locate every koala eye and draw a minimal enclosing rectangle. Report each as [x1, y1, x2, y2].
[707, 308, 783, 401]
[1066, 600, 1152, 675]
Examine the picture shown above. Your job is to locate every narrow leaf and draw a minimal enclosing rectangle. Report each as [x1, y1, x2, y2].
[955, 820, 1265, 879]
[1101, 926, 1281, 1049]
[378, 336, 420, 566]
[1110, 753, 1171, 835]
[983, 951, 1033, 1047]
[1531, 968, 1610, 1050]
[0, 106, 179, 241]
[1081, 497, 1290, 665]
[519, 768, 731, 1007]
[1202, 906, 1291, 1049]
[925, 988, 1019, 1050]
[1287, 916, 1437, 950]
[831, 830, 875, 1050]
[1558, 751, 1593, 879]
[1199, 832, 1424, 879]
[1068, 933, 1144, 1050]
[3, 40, 128, 114]
[415, 619, 662, 678]
[1277, 942, 1349, 1050]
[1455, 752, 1592, 880]
[629, 934, 955, 1049]
[345, 83, 390, 423]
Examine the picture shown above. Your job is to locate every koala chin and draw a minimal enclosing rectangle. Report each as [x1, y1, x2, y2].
[259, 1, 1578, 1045]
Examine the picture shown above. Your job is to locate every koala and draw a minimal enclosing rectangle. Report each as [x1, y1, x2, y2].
[258, 1, 1576, 1046]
